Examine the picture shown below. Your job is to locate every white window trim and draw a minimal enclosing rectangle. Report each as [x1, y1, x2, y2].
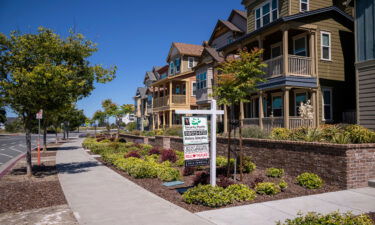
[300, 0, 309, 12]
[254, 0, 278, 30]
[271, 42, 282, 58]
[271, 92, 283, 117]
[320, 31, 332, 61]
[294, 90, 308, 116]
[292, 34, 308, 56]
[191, 81, 196, 96]
[321, 87, 333, 121]
[188, 57, 195, 68]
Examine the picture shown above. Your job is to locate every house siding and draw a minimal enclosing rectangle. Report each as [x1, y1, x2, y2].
[356, 0, 375, 62]
[195, 64, 214, 105]
[290, 0, 333, 15]
[357, 60, 375, 129]
[231, 13, 247, 32]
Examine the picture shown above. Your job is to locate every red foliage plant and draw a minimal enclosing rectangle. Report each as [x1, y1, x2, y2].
[193, 171, 210, 186]
[161, 149, 177, 163]
[217, 175, 235, 188]
[183, 167, 196, 176]
[124, 151, 141, 159]
[249, 175, 265, 188]
[149, 147, 161, 155]
[96, 137, 105, 142]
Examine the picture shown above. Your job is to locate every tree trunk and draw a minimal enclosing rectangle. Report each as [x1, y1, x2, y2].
[63, 129, 66, 139]
[94, 125, 97, 137]
[239, 102, 244, 181]
[43, 126, 47, 152]
[55, 128, 58, 144]
[226, 106, 232, 177]
[25, 125, 32, 176]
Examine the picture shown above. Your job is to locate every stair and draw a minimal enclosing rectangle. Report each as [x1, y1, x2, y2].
[369, 180, 375, 188]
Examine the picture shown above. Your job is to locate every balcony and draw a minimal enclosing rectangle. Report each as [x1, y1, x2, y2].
[153, 95, 187, 109]
[263, 55, 312, 78]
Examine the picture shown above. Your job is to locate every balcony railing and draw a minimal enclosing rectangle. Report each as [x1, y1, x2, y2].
[242, 117, 314, 131]
[153, 95, 187, 108]
[289, 117, 313, 129]
[262, 55, 312, 78]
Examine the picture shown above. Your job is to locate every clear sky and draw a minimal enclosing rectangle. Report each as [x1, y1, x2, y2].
[0, 0, 243, 118]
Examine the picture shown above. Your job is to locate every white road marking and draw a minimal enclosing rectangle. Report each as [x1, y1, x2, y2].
[9, 147, 23, 153]
[0, 153, 12, 158]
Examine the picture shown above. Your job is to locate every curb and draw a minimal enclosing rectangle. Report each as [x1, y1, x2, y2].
[0, 147, 36, 179]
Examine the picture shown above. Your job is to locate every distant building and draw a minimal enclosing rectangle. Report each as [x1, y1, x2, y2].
[122, 113, 136, 125]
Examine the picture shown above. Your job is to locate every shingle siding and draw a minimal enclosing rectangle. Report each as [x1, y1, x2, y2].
[357, 60, 375, 129]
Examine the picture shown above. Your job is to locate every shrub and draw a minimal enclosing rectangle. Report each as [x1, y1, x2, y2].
[244, 161, 256, 173]
[255, 182, 280, 195]
[242, 126, 269, 139]
[124, 142, 135, 148]
[276, 211, 373, 225]
[303, 128, 323, 142]
[332, 132, 351, 144]
[216, 156, 235, 168]
[183, 167, 196, 176]
[278, 180, 288, 190]
[127, 146, 140, 153]
[174, 151, 185, 167]
[149, 147, 161, 155]
[266, 168, 284, 178]
[161, 149, 177, 163]
[145, 154, 159, 163]
[163, 126, 183, 137]
[344, 124, 375, 144]
[128, 161, 158, 178]
[321, 124, 342, 142]
[117, 137, 127, 143]
[289, 127, 309, 141]
[193, 171, 210, 186]
[249, 175, 265, 188]
[217, 176, 235, 188]
[225, 184, 256, 202]
[182, 185, 233, 207]
[154, 129, 164, 136]
[296, 172, 323, 189]
[156, 167, 180, 181]
[96, 137, 105, 142]
[271, 128, 290, 140]
[131, 130, 141, 136]
[125, 151, 141, 159]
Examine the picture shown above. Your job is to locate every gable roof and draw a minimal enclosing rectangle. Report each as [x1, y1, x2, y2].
[135, 87, 147, 98]
[229, 9, 247, 20]
[167, 42, 204, 61]
[219, 6, 353, 51]
[208, 19, 245, 45]
[204, 47, 224, 63]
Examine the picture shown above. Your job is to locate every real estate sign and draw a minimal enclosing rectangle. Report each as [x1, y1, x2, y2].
[182, 117, 209, 167]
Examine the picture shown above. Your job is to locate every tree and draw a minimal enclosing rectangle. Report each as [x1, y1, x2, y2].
[213, 48, 266, 180]
[101, 99, 134, 138]
[0, 27, 116, 176]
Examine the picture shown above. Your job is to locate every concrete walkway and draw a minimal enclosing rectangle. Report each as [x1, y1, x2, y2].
[196, 187, 375, 225]
[56, 138, 213, 225]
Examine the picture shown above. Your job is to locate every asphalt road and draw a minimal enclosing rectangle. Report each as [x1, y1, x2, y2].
[0, 133, 73, 167]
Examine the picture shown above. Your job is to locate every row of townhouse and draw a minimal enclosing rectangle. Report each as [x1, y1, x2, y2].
[135, 0, 374, 132]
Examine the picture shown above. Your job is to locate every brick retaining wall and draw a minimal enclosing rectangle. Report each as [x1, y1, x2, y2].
[119, 134, 375, 188]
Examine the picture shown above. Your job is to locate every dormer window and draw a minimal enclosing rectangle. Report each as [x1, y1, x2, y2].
[188, 57, 195, 68]
[175, 58, 181, 73]
[300, 0, 309, 12]
[255, 0, 278, 30]
[169, 61, 174, 75]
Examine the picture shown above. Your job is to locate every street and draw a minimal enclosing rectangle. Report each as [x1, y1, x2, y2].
[0, 133, 71, 167]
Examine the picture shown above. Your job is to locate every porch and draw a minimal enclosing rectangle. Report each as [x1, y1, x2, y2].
[240, 87, 319, 132]
[152, 81, 189, 109]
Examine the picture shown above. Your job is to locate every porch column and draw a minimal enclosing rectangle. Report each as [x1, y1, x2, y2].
[224, 105, 228, 134]
[311, 90, 319, 127]
[163, 111, 166, 129]
[158, 113, 161, 129]
[169, 81, 173, 105]
[259, 92, 264, 130]
[282, 28, 289, 76]
[309, 31, 316, 76]
[283, 87, 290, 129]
[169, 110, 173, 127]
[152, 114, 155, 130]
[185, 81, 189, 104]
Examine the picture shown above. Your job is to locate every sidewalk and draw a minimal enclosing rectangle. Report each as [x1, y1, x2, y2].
[57, 138, 375, 225]
[56, 138, 214, 225]
[196, 188, 375, 225]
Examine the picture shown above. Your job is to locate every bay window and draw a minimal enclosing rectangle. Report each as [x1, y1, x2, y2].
[196, 72, 207, 90]
[255, 0, 278, 30]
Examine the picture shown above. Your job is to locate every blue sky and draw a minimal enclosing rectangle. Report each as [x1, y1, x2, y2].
[0, 0, 243, 118]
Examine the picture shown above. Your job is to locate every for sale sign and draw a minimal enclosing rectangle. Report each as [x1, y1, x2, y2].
[36, 110, 43, 119]
[182, 117, 209, 167]
[182, 117, 208, 145]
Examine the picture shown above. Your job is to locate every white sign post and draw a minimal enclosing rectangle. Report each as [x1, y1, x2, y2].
[176, 100, 224, 187]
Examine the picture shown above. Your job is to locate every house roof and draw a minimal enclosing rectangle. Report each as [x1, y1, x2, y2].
[220, 20, 243, 32]
[173, 42, 204, 56]
[230, 9, 247, 20]
[204, 47, 224, 63]
[135, 87, 147, 99]
[219, 6, 353, 51]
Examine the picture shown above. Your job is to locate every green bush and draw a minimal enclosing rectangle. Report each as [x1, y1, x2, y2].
[278, 180, 288, 190]
[182, 185, 233, 207]
[224, 184, 256, 202]
[266, 168, 284, 178]
[332, 132, 351, 144]
[156, 166, 180, 181]
[145, 154, 159, 163]
[216, 156, 235, 168]
[174, 151, 185, 167]
[255, 182, 280, 195]
[271, 128, 290, 140]
[344, 124, 375, 143]
[128, 161, 158, 178]
[296, 172, 323, 189]
[243, 161, 256, 173]
[163, 126, 183, 137]
[242, 126, 269, 139]
[303, 128, 323, 142]
[126, 122, 137, 131]
[276, 211, 373, 225]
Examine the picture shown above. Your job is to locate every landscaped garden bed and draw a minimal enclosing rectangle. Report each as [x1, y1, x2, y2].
[83, 137, 343, 213]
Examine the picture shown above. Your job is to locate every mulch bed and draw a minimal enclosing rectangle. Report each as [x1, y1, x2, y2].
[0, 143, 67, 214]
[96, 157, 342, 213]
[368, 212, 375, 223]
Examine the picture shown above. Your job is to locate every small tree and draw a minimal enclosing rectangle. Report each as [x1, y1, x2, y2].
[214, 48, 266, 180]
[0, 27, 116, 175]
[101, 99, 134, 138]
